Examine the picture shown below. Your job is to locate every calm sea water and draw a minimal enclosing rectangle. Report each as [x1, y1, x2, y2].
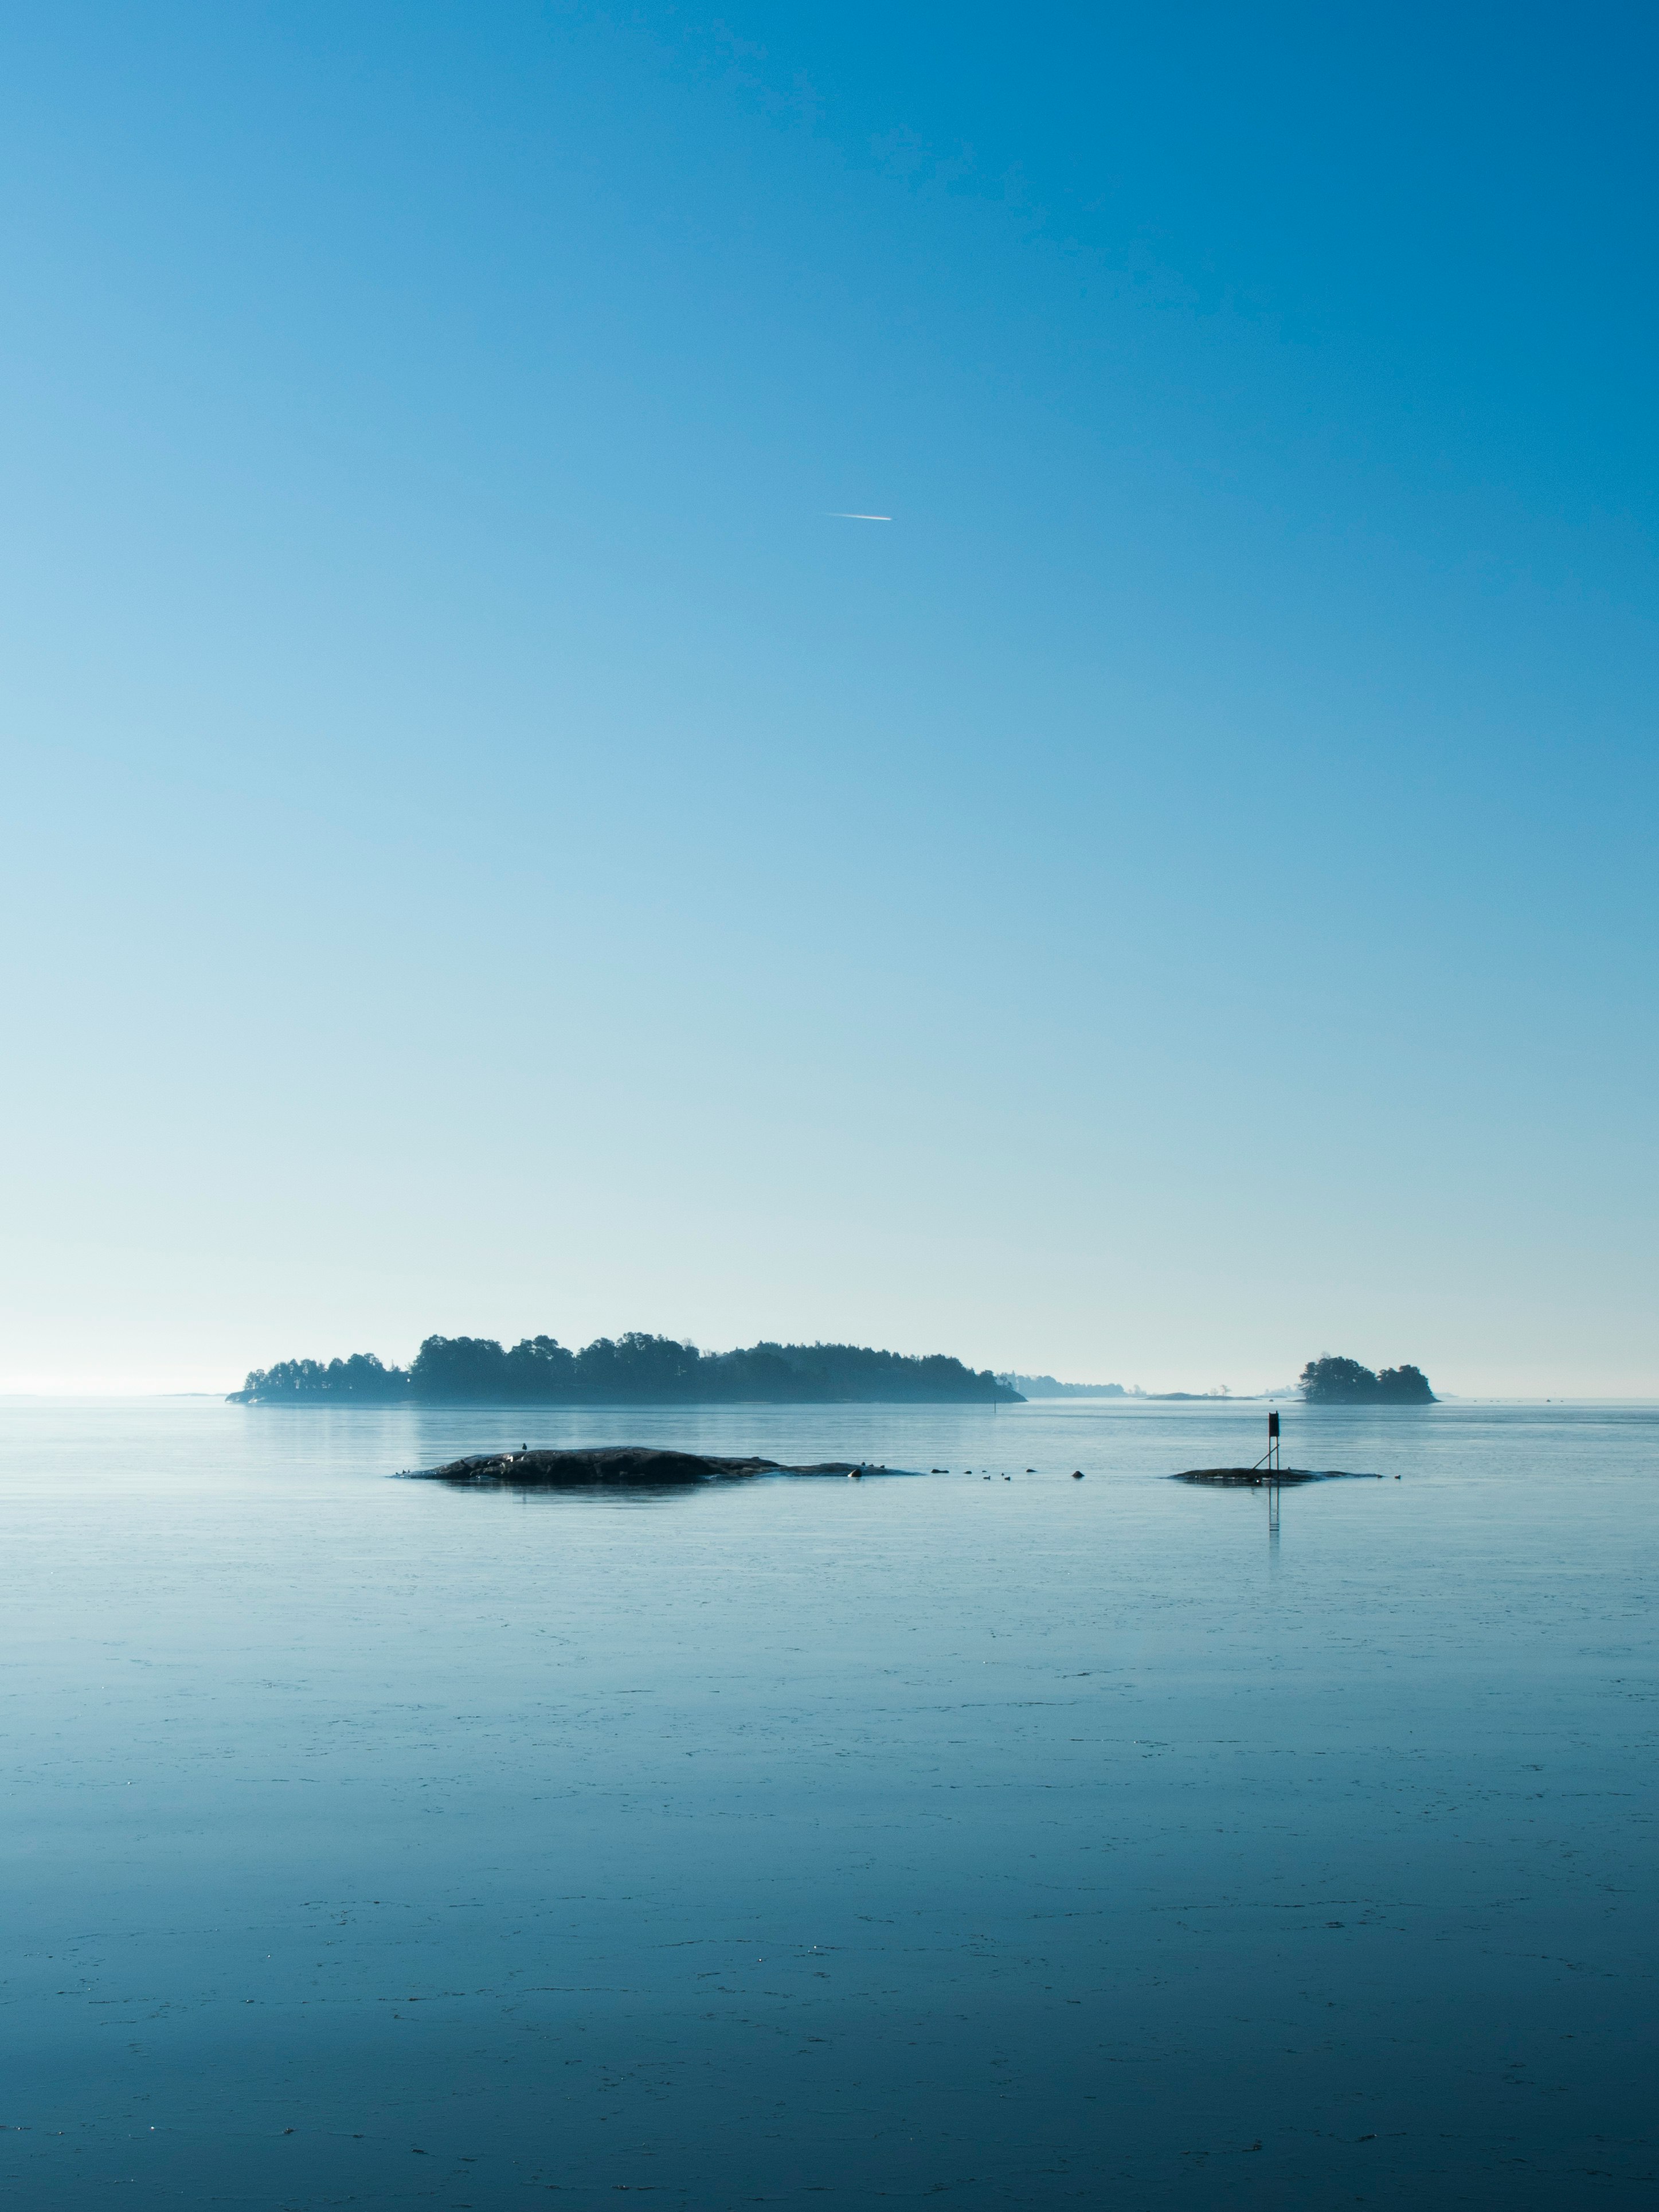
[2, 1397, 1654, 2208]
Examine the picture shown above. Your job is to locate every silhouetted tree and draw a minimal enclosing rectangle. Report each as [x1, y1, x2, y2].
[1376, 1363, 1435, 1403]
[503, 1335, 577, 1398]
[410, 1336, 510, 1399]
[574, 1332, 704, 1400]
[234, 1352, 409, 1401]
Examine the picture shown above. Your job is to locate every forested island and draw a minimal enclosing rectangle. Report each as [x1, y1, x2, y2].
[1000, 1372, 1127, 1398]
[1300, 1355, 1435, 1404]
[230, 1332, 1022, 1406]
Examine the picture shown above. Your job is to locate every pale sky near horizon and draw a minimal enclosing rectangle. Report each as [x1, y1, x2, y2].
[3, 4, 1656, 1397]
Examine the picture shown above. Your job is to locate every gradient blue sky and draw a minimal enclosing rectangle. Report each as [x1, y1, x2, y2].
[3, 3, 1655, 1394]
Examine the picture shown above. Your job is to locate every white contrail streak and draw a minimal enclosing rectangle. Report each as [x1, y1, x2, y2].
[827, 511, 893, 521]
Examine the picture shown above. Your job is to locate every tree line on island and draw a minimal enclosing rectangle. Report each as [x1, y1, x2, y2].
[230, 1334, 1022, 1405]
[999, 1372, 1127, 1398]
[230, 1336, 1434, 1408]
[1298, 1355, 1435, 1404]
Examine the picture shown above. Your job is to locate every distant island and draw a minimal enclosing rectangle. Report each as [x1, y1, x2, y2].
[1000, 1372, 1127, 1398]
[1300, 1355, 1435, 1405]
[229, 1332, 1023, 1406]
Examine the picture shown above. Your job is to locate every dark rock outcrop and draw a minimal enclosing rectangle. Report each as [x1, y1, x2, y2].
[413, 1445, 879, 1486]
[1175, 1466, 1337, 1484]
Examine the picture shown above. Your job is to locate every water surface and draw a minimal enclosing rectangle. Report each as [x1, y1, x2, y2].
[3, 1398, 1653, 2206]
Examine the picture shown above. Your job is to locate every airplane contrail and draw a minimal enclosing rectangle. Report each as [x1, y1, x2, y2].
[827, 511, 893, 521]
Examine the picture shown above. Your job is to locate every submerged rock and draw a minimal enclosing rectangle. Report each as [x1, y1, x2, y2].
[412, 1445, 873, 1486]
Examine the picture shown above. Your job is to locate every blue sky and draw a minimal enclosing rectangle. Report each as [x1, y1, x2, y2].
[3, 3, 1655, 1394]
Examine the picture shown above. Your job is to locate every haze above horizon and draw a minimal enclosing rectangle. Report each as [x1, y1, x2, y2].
[3, 3, 1654, 1396]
